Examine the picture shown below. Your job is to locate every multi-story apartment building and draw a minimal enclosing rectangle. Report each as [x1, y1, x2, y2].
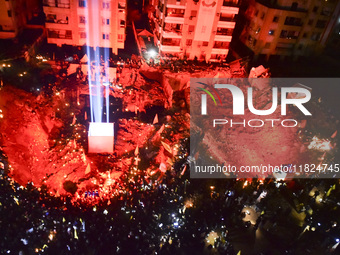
[149, 0, 239, 61]
[43, 0, 126, 54]
[0, 0, 39, 39]
[240, 0, 340, 60]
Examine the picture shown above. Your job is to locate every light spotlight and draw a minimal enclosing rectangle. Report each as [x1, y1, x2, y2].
[148, 49, 157, 58]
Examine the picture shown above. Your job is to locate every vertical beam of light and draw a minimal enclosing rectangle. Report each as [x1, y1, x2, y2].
[85, 0, 112, 123]
[104, 47, 110, 122]
[92, 1, 102, 123]
[84, 0, 94, 122]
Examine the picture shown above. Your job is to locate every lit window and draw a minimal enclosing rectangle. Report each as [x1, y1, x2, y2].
[268, 30, 275, 35]
[79, 16, 86, 24]
[79, 0, 86, 7]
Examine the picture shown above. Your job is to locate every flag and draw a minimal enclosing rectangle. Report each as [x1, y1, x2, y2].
[153, 114, 158, 124]
[85, 163, 91, 175]
[159, 162, 167, 173]
[161, 141, 172, 155]
[134, 145, 139, 156]
[157, 124, 165, 134]
[326, 184, 336, 197]
[331, 130, 337, 138]
[72, 115, 76, 125]
[181, 165, 187, 176]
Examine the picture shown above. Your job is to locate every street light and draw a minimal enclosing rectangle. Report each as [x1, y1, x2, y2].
[148, 49, 157, 58]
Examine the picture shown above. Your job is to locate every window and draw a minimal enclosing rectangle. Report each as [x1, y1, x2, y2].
[48, 29, 72, 39]
[79, 0, 86, 7]
[213, 41, 230, 48]
[191, 10, 197, 17]
[186, 39, 192, 46]
[202, 41, 209, 46]
[120, 20, 125, 27]
[280, 30, 299, 39]
[303, 32, 308, 38]
[254, 10, 259, 17]
[268, 30, 275, 35]
[308, 19, 313, 25]
[321, 7, 331, 16]
[79, 32, 86, 38]
[102, 33, 109, 40]
[291, 2, 298, 10]
[7, 10, 12, 17]
[118, 34, 124, 41]
[188, 25, 195, 32]
[104, 18, 110, 25]
[313, 6, 318, 13]
[284, 16, 303, 26]
[79, 16, 86, 24]
[260, 12, 265, 20]
[46, 14, 57, 23]
[273, 16, 279, 23]
[311, 32, 321, 41]
[102, 2, 110, 9]
[315, 20, 327, 28]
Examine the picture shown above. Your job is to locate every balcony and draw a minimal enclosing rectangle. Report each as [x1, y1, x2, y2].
[164, 16, 184, 24]
[214, 35, 232, 42]
[160, 45, 181, 53]
[279, 30, 299, 40]
[284, 17, 303, 27]
[211, 48, 229, 55]
[216, 28, 234, 36]
[163, 27, 182, 38]
[220, 6, 239, 15]
[219, 16, 236, 22]
[222, 0, 239, 7]
[46, 16, 69, 24]
[166, 13, 184, 18]
[161, 38, 181, 46]
[118, 2, 126, 9]
[47, 29, 72, 39]
[217, 20, 236, 29]
[43, 0, 70, 8]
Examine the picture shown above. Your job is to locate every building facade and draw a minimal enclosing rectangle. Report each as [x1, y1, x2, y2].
[0, 0, 39, 39]
[43, 0, 126, 54]
[240, 0, 340, 60]
[149, 0, 239, 61]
